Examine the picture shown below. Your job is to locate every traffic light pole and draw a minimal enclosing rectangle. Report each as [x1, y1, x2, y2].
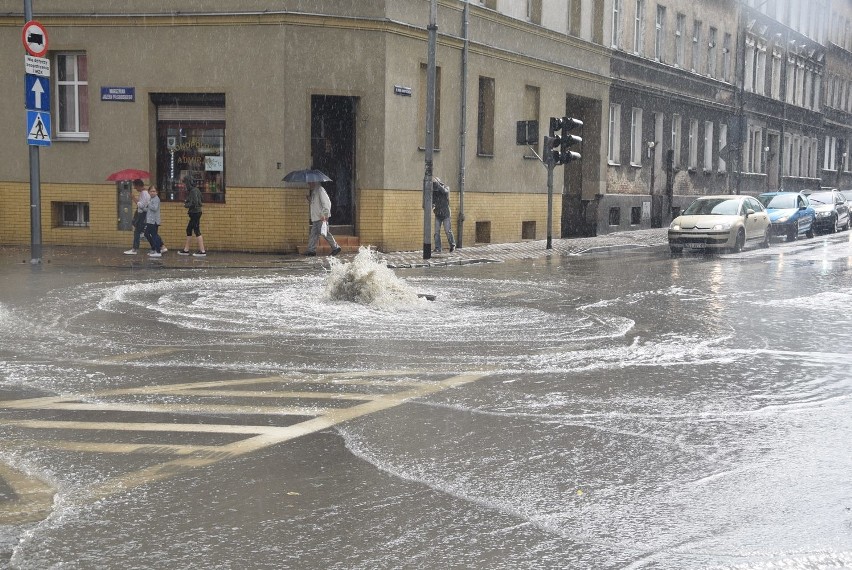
[544, 136, 555, 250]
[422, 0, 438, 260]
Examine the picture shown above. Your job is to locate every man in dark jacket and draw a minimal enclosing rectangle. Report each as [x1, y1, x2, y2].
[432, 177, 456, 253]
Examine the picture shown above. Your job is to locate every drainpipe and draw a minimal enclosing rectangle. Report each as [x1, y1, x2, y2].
[456, 0, 469, 248]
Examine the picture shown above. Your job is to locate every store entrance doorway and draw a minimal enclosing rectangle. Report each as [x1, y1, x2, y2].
[311, 95, 356, 229]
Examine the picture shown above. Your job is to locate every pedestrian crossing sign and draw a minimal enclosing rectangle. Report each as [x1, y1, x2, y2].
[26, 110, 51, 147]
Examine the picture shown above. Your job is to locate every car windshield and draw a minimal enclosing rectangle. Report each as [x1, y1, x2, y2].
[759, 194, 797, 209]
[842, 191, 852, 201]
[808, 192, 832, 205]
[683, 198, 741, 216]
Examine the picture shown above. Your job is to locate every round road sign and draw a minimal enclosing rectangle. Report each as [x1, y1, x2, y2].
[22, 21, 48, 58]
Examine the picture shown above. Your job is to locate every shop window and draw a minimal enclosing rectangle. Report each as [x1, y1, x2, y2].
[153, 94, 226, 203]
[54, 202, 89, 227]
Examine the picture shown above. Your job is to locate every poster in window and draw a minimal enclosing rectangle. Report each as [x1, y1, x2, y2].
[205, 156, 223, 172]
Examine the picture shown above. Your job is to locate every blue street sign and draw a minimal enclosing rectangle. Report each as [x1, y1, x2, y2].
[26, 110, 51, 146]
[25, 74, 50, 111]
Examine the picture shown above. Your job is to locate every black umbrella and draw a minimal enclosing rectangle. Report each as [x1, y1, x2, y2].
[282, 169, 332, 183]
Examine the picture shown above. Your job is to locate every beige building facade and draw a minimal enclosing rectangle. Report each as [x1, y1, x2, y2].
[0, 1, 612, 253]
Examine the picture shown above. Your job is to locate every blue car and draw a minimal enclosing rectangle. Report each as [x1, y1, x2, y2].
[757, 191, 815, 241]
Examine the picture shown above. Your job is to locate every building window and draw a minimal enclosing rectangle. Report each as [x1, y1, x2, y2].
[419, 64, 442, 149]
[722, 33, 732, 82]
[655, 5, 666, 62]
[153, 93, 226, 203]
[634, 0, 646, 55]
[824, 135, 836, 171]
[477, 76, 495, 156]
[718, 123, 727, 172]
[703, 121, 714, 171]
[691, 20, 701, 73]
[528, 0, 542, 24]
[631, 206, 642, 225]
[746, 125, 763, 173]
[755, 44, 767, 96]
[688, 119, 699, 168]
[671, 114, 682, 167]
[707, 27, 717, 78]
[784, 133, 792, 175]
[524, 85, 540, 154]
[771, 50, 782, 99]
[608, 104, 622, 164]
[609, 207, 621, 226]
[630, 107, 643, 165]
[675, 13, 685, 66]
[744, 39, 756, 92]
[55, 52, 89, 140]
[612, 0, 623, 48]
[56, 202, 90, 227]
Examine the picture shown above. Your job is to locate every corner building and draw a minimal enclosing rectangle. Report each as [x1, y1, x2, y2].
[0, 1, 611, 253]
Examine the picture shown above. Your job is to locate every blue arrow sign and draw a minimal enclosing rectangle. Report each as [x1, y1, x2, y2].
[25, 74, 50, 111]
[26, 110, 51, 146]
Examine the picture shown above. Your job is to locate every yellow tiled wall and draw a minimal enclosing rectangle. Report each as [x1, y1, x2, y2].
[0, 182, 561, 252]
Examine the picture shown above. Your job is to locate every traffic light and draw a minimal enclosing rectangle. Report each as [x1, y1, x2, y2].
[559, 117, 583, 164]
[547, 116, 583, 165]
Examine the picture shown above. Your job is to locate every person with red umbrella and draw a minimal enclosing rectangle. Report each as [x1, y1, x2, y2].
[124, 178, 149, 255]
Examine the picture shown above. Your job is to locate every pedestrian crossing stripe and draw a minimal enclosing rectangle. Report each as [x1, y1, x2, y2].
[26, 110, 51, 146]
[0, 371, 487, 504]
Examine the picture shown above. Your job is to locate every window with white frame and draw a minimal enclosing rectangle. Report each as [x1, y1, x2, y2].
[671, 113, 682, 167]
[804, 69, 812, 109]
[703, 121, 714, 171]
[746, 125, 763, 173]
[771, 50, 782, 99]
[634, 0, 646, 55]
[609, 104, 622, 164]
[56, 52, 89, 139]
[744, 38, 756, 92]
[755, 44, 767, 95]
[824, 135, 837, 171]
[692, 20, 702, 72]
[722, 33, 732, 82]
[718, 123, 727, 172]
[675, 13, 685, 67]
[56, 202, 90, 227]
[612, 0, 623, 48]
[630, 107, 643, 165]
[707, 27, 717, 78]
[688, 119, 698, 167]
[655, 5, 666, 62]
[813, 73, 821, 110]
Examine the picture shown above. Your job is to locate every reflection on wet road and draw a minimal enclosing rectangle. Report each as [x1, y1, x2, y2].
[0, 240, 851, 569]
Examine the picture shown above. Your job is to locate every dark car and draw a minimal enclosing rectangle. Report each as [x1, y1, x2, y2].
[806, 189, 850, 234]
[757, 191, 815, 241]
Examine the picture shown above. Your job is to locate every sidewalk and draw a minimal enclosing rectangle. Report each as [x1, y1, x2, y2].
[0, 229, 669, 270]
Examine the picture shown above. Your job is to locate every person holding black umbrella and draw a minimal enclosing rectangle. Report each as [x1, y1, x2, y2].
[304, 181, 341, 257]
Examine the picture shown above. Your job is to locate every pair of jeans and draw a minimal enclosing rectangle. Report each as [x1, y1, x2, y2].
[132, 213, 147, 250]
[434, 215, 455, 251]
[145, 223, 163, 252]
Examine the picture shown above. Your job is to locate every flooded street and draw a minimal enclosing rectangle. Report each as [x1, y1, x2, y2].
[1, 238, 851, 569]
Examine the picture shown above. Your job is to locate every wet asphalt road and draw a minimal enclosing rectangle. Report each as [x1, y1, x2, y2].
[0, 233, 851, 569]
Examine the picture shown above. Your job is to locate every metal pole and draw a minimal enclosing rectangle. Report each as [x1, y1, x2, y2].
[24, 0, 42, 264]
[456, 0, 469, 249]
[545, 136, 554, 249]
[422, 0, 438, 259]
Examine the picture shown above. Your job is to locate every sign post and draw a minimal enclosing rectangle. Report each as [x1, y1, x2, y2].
[22, 7, 48, 263]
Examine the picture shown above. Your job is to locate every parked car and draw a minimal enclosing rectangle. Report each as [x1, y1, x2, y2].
[757, 191, 815, 241]
[668, 195, 771, 254]
[840, 189, 852, 209]
[805, 189, 850, 234]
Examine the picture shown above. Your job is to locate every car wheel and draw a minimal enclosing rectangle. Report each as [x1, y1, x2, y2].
[731, 229, 745, 253]
[787, 226, 797, 241]
[806, 226, 814, 238]
[832, 215, 839, 233]
[761, 228, 770, 248]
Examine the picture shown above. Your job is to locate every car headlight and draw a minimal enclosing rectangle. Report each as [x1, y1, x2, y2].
[777, 215, 789, 223]
[712, 222, 733, 231]
[669, 222, 681, 230]
[816, 211, 831, 218]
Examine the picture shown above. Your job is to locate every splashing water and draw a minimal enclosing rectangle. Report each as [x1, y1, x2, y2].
[324, 247, 423, 308]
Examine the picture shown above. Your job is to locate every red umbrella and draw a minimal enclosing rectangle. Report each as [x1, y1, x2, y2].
[106, 168, 150, 182]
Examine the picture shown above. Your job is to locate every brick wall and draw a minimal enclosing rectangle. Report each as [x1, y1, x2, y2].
[1, 183, 560, 253]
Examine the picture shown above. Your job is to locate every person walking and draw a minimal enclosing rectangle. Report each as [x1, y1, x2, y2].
[432, 177, 456, 253]
[177, 178, 207, 257]
[124, 179, 149, 255]
[144, 186, 164, 258]
[304, 181, 341, 257]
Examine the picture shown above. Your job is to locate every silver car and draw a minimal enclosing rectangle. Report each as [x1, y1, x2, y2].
[669, 195, 771, 254]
